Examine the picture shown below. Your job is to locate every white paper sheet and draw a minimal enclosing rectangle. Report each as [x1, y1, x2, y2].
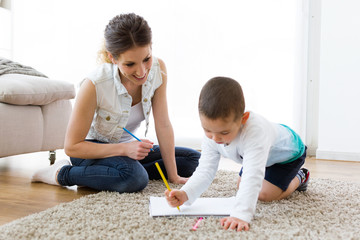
[149, 196, 236, 217]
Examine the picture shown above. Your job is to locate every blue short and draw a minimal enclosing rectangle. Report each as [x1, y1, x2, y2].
[239, 146, 307, 191]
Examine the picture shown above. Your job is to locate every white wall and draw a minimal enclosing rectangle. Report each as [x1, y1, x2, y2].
[11, 0, 306, 150]
[5, 0, 360, 160]
[316, 0, 360, 161]
[0, 2, 11, 58]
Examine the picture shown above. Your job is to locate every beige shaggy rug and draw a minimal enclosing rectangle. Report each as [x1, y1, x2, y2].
[1, 170, 360, 240]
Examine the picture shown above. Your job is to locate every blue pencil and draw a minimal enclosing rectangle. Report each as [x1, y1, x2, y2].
[123, 127, 154, 151]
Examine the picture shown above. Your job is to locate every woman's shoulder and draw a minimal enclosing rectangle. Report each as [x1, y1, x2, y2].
[155, 57, 164, 66]
[152, 57, 166, 71]
[87, 63, 115, 84]
[147, 57, 165, 88]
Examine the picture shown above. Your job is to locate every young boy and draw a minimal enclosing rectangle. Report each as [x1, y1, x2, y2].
[165, 77, 309, 232]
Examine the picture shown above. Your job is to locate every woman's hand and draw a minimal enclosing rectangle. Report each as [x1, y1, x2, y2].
[220, 217, 250, 231]
[124, 139, 153, 160]
[168, 175, 188, 184]
[165, 189, 188, 207]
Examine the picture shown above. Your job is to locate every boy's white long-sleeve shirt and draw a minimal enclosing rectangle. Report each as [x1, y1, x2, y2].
[180, 112, 304, 223]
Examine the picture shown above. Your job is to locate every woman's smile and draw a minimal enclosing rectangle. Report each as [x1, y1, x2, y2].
[133, 73, 147, 81]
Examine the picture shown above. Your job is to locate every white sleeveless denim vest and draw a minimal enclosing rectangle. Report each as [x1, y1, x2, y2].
[85, 57, 162, 143]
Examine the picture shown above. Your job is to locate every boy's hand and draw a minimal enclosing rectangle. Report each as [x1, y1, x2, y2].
[220, 217, 250, 231]
[164, 189, 188, 208]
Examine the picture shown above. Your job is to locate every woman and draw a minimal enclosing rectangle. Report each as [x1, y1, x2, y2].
[32, 13, 200, 192]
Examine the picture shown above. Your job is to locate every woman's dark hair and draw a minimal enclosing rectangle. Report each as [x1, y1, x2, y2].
[199, 77, 245, 121]
[98, 13, 152, 63]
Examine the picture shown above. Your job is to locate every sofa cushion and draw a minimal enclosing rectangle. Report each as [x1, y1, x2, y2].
[0, 74, 75, 105]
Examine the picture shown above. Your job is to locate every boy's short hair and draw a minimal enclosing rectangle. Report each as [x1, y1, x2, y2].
[198, 77, 245, 121]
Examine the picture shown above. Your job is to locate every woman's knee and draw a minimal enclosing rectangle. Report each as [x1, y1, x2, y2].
[175, 148, 200, 177]
[127, 171, 149, 192]
[112, 161, 149, 193]
[113, 171, 148, 193]
[189, 149, 201, 162]
[188, 149, 201, 172]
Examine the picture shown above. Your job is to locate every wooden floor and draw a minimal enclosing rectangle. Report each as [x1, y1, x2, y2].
[1, 151, 360, 226]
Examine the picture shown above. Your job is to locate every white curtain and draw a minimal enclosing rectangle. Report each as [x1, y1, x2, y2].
[12, 0, 308, 149]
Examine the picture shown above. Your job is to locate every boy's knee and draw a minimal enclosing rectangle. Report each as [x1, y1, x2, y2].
[237, 176, 241, 189]
[258, 191, 275, 202]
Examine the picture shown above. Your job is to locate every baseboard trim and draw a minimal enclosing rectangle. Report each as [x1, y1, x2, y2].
[316, 150, 360, 162]
[306, 145, 317, 157]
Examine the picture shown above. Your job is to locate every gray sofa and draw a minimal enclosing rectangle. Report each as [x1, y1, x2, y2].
[0, 73, 75, 163]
